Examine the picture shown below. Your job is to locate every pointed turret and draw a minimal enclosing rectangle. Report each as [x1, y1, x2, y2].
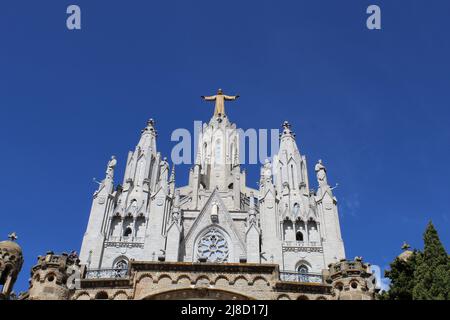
[274, 121, 309, 195]
[79, 156, 118, 267]
[313, 159, 345, 265]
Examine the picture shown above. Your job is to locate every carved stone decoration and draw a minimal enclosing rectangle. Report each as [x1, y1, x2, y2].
[210, 202, 219, 222]
[106, 156, 117, 180]
[315, 159, 328, 187]
[196, 228, 229, 263]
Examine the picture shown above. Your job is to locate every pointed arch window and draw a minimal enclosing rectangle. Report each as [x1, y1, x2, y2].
[214, 139, 222, 166]
[291, 164, 295, 190]
[297, 264, 309, 282]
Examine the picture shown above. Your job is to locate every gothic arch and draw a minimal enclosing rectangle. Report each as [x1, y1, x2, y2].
[295, 260, 312, 272]
[112, 256, 129, 269]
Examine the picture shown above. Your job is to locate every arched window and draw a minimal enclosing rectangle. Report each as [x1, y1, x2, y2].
[122, 216, 133, 240]
[292, 203, 300, 218]
[298, 265, 308, 273]
[297, 264, 309, 282]
[291, 164, 295, 189]
[112, 257, 129, 278]
[114, 259, 128, 270]
[214, 139, 222, 166]
[296, 231, 304, 241]
[230, 142, 235, 170]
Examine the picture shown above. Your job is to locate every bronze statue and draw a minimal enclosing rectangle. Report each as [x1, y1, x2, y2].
[201, 88, 239, 116]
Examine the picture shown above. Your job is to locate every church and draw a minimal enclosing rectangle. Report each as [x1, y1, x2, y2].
[1, 89, 377, 300]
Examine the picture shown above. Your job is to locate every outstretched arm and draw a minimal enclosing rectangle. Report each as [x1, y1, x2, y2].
[201, 95, 216, 101]
[224, 95, 239, 100]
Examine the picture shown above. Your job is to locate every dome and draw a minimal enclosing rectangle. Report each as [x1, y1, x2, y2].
[398, 250, 413, 262]
[0, 240, 22, 255]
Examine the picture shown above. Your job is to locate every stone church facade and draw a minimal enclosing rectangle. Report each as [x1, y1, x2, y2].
[1, 90, 377, 300]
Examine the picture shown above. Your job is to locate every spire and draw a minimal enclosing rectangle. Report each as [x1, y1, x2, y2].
[135, 118, 158, 156]
[142, 118, 157, 136]
[281, 121, 295, 138]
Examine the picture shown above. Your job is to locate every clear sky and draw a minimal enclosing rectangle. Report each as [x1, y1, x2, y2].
[1, 1, 449, 293]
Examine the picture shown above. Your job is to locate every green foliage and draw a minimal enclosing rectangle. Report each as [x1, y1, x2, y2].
[412, 222, 450, 300]
[384, 221, 450, 300]
[383, 251, 417, 300]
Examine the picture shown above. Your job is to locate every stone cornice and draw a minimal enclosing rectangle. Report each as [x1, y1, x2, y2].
[274, 281, 331, 294]
[130, 261, 279, 275]
[79, 278, 132, 289]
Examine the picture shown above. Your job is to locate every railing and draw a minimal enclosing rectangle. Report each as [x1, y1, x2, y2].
[279, 271, 323, 283]
[85, 268, 129, 279]
[282, 241, 321, 247]
[106, 236, 145, 243]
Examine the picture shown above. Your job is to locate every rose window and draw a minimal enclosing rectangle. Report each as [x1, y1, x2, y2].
[197, 228, 229, 262]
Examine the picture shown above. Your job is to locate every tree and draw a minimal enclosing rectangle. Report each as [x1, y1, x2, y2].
[412, 221, 450, 300]
[381, 248, 417, 300]
[382, 221, 450, 300]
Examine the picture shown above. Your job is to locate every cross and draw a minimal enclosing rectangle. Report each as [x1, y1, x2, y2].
[8, 232, 18, 241]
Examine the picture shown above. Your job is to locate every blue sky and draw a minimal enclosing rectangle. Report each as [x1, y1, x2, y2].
[1, 1, 449, 293]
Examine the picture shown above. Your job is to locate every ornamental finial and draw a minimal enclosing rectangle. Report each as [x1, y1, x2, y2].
[8, 232, 18, 241]
[401, 241, 411, 251]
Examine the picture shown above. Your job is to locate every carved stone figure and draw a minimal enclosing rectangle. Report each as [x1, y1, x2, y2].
[106, 156, 117, 179]
[315, 159, 328, 186]
[160, 157, 169, 183]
